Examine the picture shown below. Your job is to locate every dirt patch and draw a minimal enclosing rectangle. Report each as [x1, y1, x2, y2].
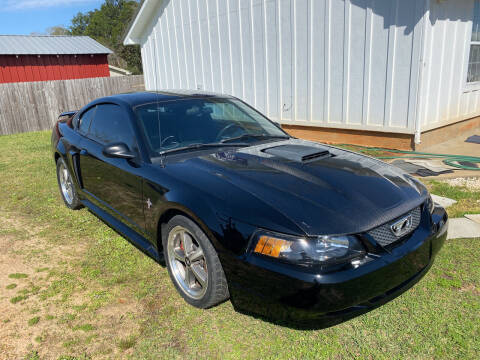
[0, 212, 143, 359]
[0, 215, 59, 358]
[459, 284, 480, 296]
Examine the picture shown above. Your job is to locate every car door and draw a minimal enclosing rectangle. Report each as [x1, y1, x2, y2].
[78, 103, 145, 234]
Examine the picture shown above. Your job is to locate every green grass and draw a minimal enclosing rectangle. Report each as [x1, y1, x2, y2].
[9, 273, 28, 279]
[6, 283, 17, 289]
[0, 131, 479, 359]
[72, 324, 95, 332]
[118, 335, 137, 350]
[28, 316, 40, 326]
[24, 351, 40, 360]
[34, 336, 43, 343]
[10, 295, 28, 304]
[425, 180, 480, 218]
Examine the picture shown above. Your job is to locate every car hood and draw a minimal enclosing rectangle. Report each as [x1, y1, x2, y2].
[164, 139, 428, 236]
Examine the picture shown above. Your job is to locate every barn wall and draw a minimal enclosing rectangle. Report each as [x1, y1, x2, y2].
[418, 0, 480, 132]
[0, 54, 110, 84]
[140, 0, 427, 134]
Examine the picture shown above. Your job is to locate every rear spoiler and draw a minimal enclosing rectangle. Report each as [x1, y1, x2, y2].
[58, 111, 78, 119]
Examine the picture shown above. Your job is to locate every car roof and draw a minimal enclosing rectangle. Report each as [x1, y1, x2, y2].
[98, 90, 235, 108]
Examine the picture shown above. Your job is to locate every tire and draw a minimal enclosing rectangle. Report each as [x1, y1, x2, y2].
[163, 215, 229, 308]
[56, 157, 82, 210]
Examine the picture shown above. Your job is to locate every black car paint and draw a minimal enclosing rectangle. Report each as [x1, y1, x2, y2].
[52, 91, 448, 327]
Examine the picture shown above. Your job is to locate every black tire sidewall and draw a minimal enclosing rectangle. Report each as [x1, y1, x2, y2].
[162, 215, 227, 308]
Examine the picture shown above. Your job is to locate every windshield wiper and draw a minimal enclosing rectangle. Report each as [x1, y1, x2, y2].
[220, 134, 290, 144]
[159, 142, 248, 155]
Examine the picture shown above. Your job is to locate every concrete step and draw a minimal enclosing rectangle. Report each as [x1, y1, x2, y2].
[431, 194, 457, 208]
[447, 218, 480, 239]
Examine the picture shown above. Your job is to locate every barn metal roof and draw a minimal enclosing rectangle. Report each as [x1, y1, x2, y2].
[0, 35, 112, 55]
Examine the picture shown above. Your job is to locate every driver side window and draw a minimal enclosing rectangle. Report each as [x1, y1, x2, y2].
[88, 104, 137, 151]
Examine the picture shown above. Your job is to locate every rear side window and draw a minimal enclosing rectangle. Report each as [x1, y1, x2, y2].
[89, 104, 135, 149]
[78, 106, 96, 135]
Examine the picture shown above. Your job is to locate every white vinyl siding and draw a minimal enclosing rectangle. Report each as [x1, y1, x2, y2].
[417, 0, 480, 131]
[140, 0, 426, 134]
[133, 0, 480, 136]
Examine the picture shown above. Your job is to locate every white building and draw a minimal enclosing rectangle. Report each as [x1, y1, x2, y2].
[125, 0, 480, 150]
[109, 64, 132, 77]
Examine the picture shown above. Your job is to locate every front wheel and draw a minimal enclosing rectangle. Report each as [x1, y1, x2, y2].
[56, 158, 82, 210]
[163, 215, 229, 308]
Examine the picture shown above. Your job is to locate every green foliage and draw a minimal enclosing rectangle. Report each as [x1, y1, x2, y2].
[28, 316, 40, 326]
[34, 336, 44, 343]
[24, 351, 40, 360]
[10, 295, 27, 304]
[70, 12, 91, 35]
[424, 180, 480, 218]
[72, 324, 96, 332]
[6, 283, 17, 289]
[118, 335, 137, 350]
[9, 273, 28, 279]
[69, 0, 142, 74]
[57, 356, 91, 360]
[47, 26, 70, 35]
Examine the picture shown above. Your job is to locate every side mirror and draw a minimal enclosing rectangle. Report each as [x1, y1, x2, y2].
[102, 143, 136, 160]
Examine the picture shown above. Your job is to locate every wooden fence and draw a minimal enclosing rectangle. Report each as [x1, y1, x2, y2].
[0, 75, 145, 136]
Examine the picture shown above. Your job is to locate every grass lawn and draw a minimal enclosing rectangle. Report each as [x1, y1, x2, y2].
[0, 131, 479, 359]
[424, 180, 480, 218]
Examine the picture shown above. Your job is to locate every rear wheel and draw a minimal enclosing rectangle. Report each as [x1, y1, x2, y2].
[163, 215, 229, 308]
[56, 158, 82, 210]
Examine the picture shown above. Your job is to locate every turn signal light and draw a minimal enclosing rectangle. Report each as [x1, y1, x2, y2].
[254, 236, 291, 258]
[252, 231, 366, 266]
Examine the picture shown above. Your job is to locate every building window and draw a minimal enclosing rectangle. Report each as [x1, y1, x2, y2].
[468, 0, 480, 82]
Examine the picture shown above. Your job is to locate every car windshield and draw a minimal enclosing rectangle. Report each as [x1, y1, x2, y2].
[134, 98, 289, 155]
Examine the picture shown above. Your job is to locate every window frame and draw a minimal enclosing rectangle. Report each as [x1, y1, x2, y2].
[465, 0, 480, 91]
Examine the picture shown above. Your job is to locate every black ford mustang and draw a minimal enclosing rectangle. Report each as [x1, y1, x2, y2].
[52, 91, 448, 326]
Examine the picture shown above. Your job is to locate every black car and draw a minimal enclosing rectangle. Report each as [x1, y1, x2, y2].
[51, 91, 448, 326]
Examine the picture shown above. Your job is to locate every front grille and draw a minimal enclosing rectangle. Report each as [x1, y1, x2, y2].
[367, 207, 422, 247]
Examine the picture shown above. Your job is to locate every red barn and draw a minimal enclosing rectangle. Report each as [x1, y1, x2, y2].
[0, 35, 112, 84]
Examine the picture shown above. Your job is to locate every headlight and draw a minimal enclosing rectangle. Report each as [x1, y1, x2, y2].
[426, 194, 435, 214]
[252, 231, 365, 267]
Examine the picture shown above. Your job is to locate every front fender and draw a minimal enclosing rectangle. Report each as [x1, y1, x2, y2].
[143, 179, 228, 251]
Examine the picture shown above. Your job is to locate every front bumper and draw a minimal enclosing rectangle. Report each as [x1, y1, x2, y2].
[227, 206, 448, 327]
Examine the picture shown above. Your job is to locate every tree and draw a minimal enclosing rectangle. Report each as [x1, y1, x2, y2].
[70, 0, 142, 74]
[47, 26, 71, 36]
[70, 12, 92, 35]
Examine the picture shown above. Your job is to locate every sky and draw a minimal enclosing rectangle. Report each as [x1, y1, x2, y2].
[0, 0, 105, 35]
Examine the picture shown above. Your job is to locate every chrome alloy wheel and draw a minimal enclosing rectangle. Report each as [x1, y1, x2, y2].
[58, 161, 74, 205]
[167, 226, 208, 299]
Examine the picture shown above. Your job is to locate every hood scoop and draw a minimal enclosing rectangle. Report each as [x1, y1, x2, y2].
[262, 144, 331, 163]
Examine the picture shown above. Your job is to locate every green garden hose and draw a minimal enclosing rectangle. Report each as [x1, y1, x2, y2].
[340, 145, 480, 171]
